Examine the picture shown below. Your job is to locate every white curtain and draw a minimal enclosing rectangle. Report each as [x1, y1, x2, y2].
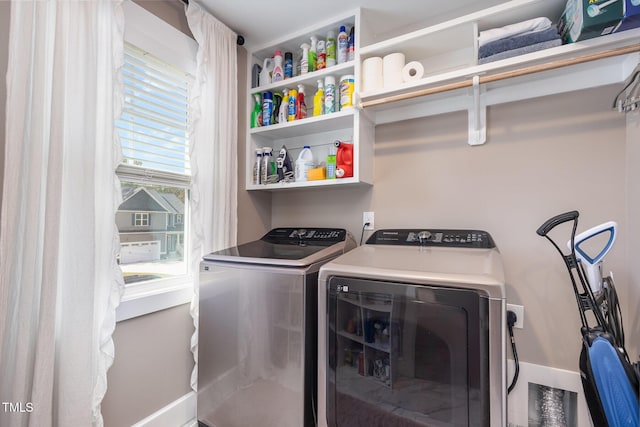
[0, 1, 124, 426]
[186, 1, 239, 390]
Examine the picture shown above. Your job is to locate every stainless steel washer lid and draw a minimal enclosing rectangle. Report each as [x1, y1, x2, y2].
[203, 227, 356, 268]
[319, 229, 505, 299]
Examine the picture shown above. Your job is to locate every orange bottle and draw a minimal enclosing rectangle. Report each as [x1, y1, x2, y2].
[335, 140, 353, 178]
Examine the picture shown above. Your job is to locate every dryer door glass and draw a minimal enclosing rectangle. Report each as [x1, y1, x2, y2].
[326, 277, 490, 427]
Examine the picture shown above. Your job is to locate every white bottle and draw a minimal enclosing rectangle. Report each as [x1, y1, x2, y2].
[337, 25, 348, 64]
[300, 43, 310, 75]
[253, 148, 262, 185]
[295, 145, 314, 182]
[324, 76, 336, 114]
[272, 50, 284, 82]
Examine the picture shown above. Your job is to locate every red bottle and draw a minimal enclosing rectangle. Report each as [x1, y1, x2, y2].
[295, 85, 307, 120]
[335, 140, 353, 178]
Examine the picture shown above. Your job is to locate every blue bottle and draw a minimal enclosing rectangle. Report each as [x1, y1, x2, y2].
[284, 52, 293, 79]
[262, 91, 273, 127]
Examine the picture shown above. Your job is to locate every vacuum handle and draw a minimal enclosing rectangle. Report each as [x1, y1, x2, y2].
[536, 211, 579, 237]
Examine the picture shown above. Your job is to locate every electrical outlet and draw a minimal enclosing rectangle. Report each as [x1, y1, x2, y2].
[363, 211, 374, 230]
[507, 304, 524, 329]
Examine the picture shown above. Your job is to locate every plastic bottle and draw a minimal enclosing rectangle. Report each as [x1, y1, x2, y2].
[309, 36, 318, 72]
[347, 27, 355, 61]
[296, 84, 307, 120]
[253, 148, 262, 184]
[300, 43, 310, 75]
[337, 26, 348, 64]
[295, 145, 314, 182]
[262, 91, 273, 127]
[335, 140, 354, 178]
[251, 93, 262, 128]
[259, 57, 273, 86]
[313, 80, 324, 117]
[326, 145, 337, 179]
[278, 89, 289, 123]
[261, 147, 272, 184]
[272, 92, 282, 124]
[272, 50, 284, 82]
[287, 88, 298, 122]
[317, 40, 326, 70]
[339, 75, 354, 109]
[284, 52, 293, 79]
[326, 31, 336, 67]
[324, 76, 336, 114]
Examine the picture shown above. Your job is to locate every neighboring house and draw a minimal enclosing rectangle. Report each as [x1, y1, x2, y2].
[116, 186, 185, 264]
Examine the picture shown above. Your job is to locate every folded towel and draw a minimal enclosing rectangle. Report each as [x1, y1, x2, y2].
[479, 26, 560, 58]
[478, 39, 563, 64]
[479, 17, 552, 47]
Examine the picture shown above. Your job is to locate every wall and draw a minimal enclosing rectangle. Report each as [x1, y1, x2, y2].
[269, 85, 629, 371]
[626, 111, 640, 362]
[0, 2, 9, 209]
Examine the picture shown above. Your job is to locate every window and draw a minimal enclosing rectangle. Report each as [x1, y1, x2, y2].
[134, 212, 150, 226]
[115, 42, 193, 288]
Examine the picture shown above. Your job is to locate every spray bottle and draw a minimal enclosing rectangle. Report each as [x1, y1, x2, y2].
[251, 93, 262, 128]
[300, 43, 310, 75]
[313, 80, 324, 117]
[253, 148, 262, 184]
[337, 26, 348, 64]
[326, 30, 336, 67]
[309, 36, 318, 72]
[296, 85, 307, 120]
[317, 40, 326, 70]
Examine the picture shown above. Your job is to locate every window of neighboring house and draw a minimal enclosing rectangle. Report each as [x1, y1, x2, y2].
[115, 41, 193, 289]
[134, 212, 150, 226]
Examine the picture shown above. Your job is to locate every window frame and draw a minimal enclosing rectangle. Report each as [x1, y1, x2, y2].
[116, 0, 198, 322]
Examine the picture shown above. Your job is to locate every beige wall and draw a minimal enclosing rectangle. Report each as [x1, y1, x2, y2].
[102, 304, 194, 427]
[625, 112, 640, 361]
[268, 85, 630, 370]
[0, 2, 9, 209]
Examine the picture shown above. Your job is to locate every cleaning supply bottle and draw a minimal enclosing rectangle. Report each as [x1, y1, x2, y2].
[326, 145, 337, 179]
[287, 88, 297, 122]
[272, 50, 284, 82]
[296, 85, 307, 120]
[300, 43, 310, 75]
[309, 36, 318, 72]
[262, 91, 273, 127]
[261, 147, 271, 184]
[337, 26, 348, 64]
[251, 93, 262, 128]
[317, 40, 326, 70]
[335, 140, 354, 178]
[347, 26, 355, 61]
[313, 80, 324, 117]
[295, 145, 314, 182]
[253, 148, 262, 184]
[324, 76, 336, 114]
[259, 57, 273, 86]
[272, 92, 282, 124]
[284, 52, 293, 79]
[278, 89, 289, 123]
[326, 30, 336, 67]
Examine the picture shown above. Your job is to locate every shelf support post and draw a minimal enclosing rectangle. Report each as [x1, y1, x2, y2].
[468, 75, 486, 146]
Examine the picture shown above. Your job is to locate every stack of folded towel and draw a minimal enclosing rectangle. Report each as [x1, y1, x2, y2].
[478, 17, 562, 64]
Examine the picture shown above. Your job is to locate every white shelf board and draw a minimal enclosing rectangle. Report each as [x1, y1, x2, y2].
[246, 176, 370, 191]
[249, 108, 355, 140]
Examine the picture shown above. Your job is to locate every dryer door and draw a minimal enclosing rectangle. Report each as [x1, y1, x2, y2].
[326, 277, 491, 427]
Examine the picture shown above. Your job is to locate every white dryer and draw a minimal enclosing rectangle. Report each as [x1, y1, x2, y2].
[318, 229, 506, 427]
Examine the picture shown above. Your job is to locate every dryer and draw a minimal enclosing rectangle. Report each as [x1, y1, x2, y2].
[318, 229, 506, 427]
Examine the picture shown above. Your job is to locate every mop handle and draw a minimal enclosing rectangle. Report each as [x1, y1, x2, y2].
[536, 210, 579, 237]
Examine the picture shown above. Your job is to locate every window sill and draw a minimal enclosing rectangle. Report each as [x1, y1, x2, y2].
[116, 279, 194, 322]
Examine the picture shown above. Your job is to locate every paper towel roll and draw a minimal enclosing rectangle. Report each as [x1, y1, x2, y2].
[383, 52, 405, 89]
[361, 57, 383, 93]
[402, 61, 424, 82]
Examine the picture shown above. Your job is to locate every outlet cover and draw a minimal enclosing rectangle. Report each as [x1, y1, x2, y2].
[363, 212, 374, 230]
[507, 304, 524, 329]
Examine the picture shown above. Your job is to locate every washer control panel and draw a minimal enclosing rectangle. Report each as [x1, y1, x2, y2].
[366, 229, 495, 248]
[262, 227, 346, 243]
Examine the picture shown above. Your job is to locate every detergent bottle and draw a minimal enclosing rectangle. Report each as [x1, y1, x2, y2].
[300, 43, 310, 75]
[309, 36, 318, 72]
[287, 88, 298, 122]
[296, 85, 307, 120]
[313, 80, 324, 117]
[335, 140, 354, 178]
[272, 50, 284, 82]
[295, 145, 314, 182]
[278, 89, 289, 123]
[259, 57, 273, 86]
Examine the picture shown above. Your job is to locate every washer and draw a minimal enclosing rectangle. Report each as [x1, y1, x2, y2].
[318, 229, 506, 427]
[198, 227, 356, 427]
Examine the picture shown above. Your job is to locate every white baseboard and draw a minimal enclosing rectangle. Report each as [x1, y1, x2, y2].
[131, 391, 196, 427]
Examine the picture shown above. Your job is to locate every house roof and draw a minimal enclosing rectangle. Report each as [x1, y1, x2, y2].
[120, 186, 185, 214]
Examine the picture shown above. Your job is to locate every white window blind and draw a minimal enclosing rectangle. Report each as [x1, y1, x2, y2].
[117, 43, 193, 178]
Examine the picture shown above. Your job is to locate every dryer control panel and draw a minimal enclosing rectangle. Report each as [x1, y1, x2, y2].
[366, 229, 495, 248]
[262, 227, 347, 244]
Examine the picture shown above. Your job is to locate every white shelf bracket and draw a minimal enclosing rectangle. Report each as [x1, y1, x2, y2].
[468, 75, 486, 146]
